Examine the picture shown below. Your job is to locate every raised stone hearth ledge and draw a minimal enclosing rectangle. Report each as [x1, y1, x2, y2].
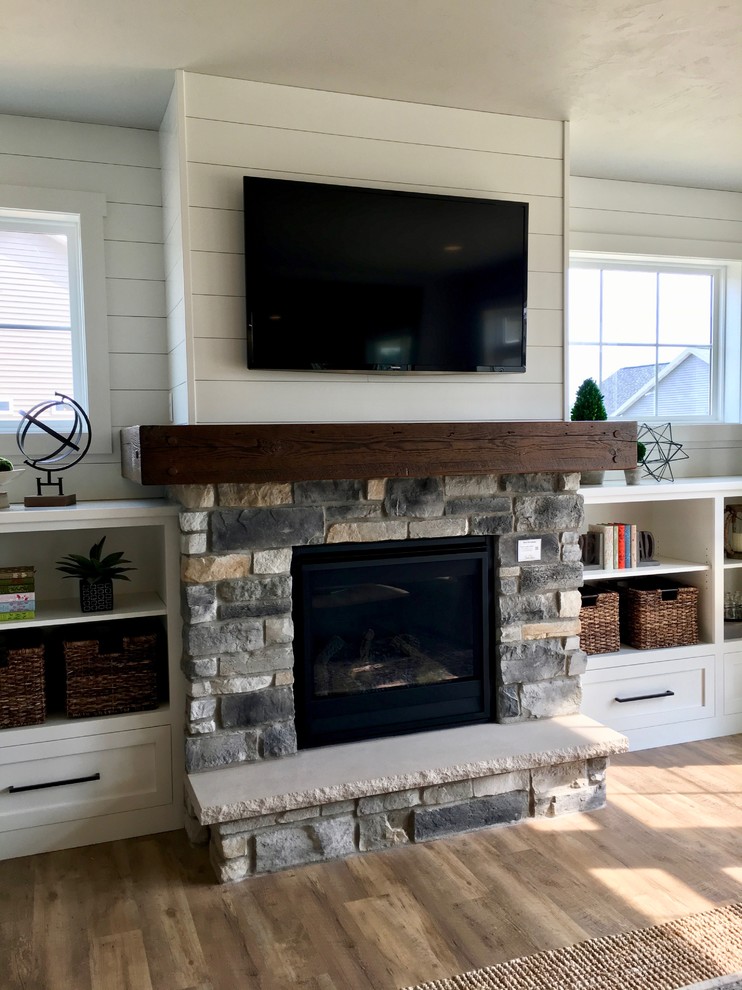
[186, 715, 628, 881]
[121, 421, 637, 485]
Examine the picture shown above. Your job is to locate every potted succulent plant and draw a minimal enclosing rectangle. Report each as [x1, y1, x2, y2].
[0, 455, 24, 509]
[625, 441, 647, 485]
[570, 378, 608, 485]
[56, 536, 135, 612]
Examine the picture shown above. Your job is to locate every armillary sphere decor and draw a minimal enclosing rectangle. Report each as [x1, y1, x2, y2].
[16, 392, 91, 507]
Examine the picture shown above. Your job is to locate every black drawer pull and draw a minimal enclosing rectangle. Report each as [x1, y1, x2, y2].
[8, 772, 101, 794]
[615, 690, 675, 704]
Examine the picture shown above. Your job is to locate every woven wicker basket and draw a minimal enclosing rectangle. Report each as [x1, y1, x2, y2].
[0, 639, 45, 728]
[622, 579, 699, 650]
[63, 632, 159, 718]
[579, 586, 620, 655]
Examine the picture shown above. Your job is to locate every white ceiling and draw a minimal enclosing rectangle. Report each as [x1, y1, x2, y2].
[4, 0, 742, 191]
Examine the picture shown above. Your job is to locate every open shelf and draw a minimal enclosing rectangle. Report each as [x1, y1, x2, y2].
[0, 703, 173, 747]
[0, 591, 167, 631]
[581, 556, 710, 582]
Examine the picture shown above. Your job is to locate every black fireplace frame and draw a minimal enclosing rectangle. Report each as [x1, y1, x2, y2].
[291, 536, 496, 748]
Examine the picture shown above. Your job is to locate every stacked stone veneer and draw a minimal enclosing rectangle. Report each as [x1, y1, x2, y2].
[190, 754, 609, 881]
[172, 471, 592, 879]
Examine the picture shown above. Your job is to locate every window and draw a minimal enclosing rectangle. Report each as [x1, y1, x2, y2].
[0, 186, 110, 454]
[0, 211, 86, 431]
[568, 254, 724, 422]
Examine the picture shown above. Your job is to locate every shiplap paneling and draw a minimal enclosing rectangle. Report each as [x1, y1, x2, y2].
[0, 114, 161, 169]
[571, 231, 742, 263]
[179, 72, 566, 424]
[160, 80, 192, 425]
[1, 114, 168, 497]
[106, 278, 166, 318]
[194, 379, 564, 424]
[0, 156, 161, 207]
[190, 293, 245, 339]
[569, 174, 742, 472]
[108, 316, 167, 354]
[110, 388, 169, 427]
[185, 74, 565, 160]
[571, 177, 742, 223]
[106, 203, 165, 244]
[186, 118, 564, 199]
[104, 241, 165, 281]
[193, 337, 562, 385]
[571, 207, 742, 245]
[110, 352, 169, 391]
[187, 160, 562, 215]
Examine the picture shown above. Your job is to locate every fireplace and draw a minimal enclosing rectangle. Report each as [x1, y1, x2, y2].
[120, 421, 634, 881]
[292, 536, 494, 747]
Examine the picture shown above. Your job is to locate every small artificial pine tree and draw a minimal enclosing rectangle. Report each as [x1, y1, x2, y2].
[570, 378, 608, 421]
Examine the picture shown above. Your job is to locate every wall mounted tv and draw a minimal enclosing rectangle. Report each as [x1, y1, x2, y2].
[244, 176, 528, 373]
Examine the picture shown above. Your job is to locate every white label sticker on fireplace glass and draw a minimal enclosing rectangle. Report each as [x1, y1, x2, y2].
[517, 538, 542, 562]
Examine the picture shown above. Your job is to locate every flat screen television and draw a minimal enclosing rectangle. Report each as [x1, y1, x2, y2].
[244, 176, 528, 373]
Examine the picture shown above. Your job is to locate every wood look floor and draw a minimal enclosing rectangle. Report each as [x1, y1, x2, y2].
[2, 735, 741, 990]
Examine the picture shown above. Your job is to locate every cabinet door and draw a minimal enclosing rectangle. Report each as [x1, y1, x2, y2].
[723, 651, 742, 715]
[0, 725, 172, 832]
[581, 655, 714, 731]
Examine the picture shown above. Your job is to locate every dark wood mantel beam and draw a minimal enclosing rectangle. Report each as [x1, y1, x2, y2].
[121, 422, 637, 486]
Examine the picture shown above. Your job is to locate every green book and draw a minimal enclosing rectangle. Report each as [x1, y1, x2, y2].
[0, 610, 35, 622]
[0, 580, 35, 594]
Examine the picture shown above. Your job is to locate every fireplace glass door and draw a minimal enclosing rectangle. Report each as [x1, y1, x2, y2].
[292, 537, 494, 747]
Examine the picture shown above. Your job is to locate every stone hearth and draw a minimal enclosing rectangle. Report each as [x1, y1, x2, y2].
[169, 470, 628, 881]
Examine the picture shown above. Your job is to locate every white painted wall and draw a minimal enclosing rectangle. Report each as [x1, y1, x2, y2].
[0, 114, 169, 499]
[178, 72, 566, 424]
[570, 176, 742, 478]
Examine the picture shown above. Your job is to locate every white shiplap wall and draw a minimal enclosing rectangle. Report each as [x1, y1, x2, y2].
[570, 175, 742, 477]
[179, 72, 567, 423]
[159, 80, 193, 425]
[0, 114, 169, 499]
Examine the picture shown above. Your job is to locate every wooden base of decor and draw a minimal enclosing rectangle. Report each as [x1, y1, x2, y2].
[24, 494, 77, 507]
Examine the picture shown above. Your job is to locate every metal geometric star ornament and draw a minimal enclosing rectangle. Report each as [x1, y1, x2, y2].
[16, 392, 92, 506]
[637, 422, 688, 483]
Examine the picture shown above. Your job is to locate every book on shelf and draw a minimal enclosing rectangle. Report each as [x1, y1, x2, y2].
[0, 580, 35, 594]
[587, 522, 643, 570]
[0, 592, 35, 605]
[587, 523, 613, 570]
[0, 566, 35, 581]
[0, 611, 35, 622]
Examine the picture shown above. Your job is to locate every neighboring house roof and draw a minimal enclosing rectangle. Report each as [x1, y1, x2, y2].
[601, 349, 710, 418]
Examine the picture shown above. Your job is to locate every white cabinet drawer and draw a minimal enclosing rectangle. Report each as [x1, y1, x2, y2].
[0, 725, 172, 833]
[581, 655, 714, 731]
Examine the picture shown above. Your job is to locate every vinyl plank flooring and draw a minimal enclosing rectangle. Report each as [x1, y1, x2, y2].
[1, 735, 740, 990]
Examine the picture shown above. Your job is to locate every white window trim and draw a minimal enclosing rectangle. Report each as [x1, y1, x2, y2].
[0, 184, 112, 456]
[567, 249, 742, 426]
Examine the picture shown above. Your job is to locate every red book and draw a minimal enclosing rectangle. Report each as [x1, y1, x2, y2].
[617, 524, 626, 569]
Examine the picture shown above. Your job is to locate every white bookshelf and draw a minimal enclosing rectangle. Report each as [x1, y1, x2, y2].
[0, 500, 183, 860]
[580, 477, 742, 750]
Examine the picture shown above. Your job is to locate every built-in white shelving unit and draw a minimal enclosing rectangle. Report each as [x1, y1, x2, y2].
[0, 500, 183, 860]
[580, 477, 742, 750]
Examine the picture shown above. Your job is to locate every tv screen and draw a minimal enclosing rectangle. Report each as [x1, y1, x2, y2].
[244, 177, 528, 373]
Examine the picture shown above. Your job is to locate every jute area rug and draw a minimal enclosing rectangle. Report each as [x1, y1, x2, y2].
[402, 902, 742, 990]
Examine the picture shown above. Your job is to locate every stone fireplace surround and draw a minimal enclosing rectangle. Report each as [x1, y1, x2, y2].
[170, 469, 628, 882]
